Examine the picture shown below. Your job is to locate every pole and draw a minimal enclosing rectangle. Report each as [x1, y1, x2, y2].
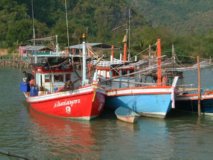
[65, 0, 70, 47]
[122, 34, 127, 62]
[197, 56, 201, 116]
[128, 8, 131, 59]
[172, 44, 176, 64]
[31, 0, 36, 45]
[148, 44, 151, 67]
[123, 42, 127, 62]
[111, 45, 114, 62]
[157, 39, 162, 86]
[120, 53, 122, 61]
[82, 33, 87, 86]
[55, 35, 59, 52]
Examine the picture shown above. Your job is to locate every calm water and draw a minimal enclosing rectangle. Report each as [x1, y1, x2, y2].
[0, 68, 213, 160]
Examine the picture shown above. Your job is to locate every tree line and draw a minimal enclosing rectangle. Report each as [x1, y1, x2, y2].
[0, 0, 212, 59]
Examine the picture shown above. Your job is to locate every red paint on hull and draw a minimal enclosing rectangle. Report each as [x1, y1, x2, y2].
[27, 87, 105, 120]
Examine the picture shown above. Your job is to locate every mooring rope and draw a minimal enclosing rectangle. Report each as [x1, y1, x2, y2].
[0, 149, 32, 160]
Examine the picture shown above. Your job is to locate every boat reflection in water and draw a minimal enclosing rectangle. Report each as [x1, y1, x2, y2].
[28, 108, 100, 159]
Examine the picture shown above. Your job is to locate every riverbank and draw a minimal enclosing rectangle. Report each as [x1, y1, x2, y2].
[0, 55, 30, 69]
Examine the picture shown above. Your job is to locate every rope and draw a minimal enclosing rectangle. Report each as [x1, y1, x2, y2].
[130, 43, 157, 60]
[0, 149, 32, 160]
[100, 61, 173, 82]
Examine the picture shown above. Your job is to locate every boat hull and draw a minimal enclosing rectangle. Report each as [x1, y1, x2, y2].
[106, 87, 173, 118]
[175, 93, 213, 116]
[116, 115, 136, 123]
[115, 107, 138, 123]
[26, 86, 105, 120]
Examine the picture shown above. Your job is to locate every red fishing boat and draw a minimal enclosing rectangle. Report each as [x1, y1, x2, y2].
[20, 35, 105, 120]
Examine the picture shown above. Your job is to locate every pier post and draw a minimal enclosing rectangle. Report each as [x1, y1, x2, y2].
[197, 56, 201, 116]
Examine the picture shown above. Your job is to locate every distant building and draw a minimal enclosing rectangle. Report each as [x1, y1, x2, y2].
[19, 45, 53, 57]
[68, 43, 116, 58]
[19, 45, 53, 63]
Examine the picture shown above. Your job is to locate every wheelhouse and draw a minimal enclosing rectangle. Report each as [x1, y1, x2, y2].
[33, 66, 73, 93]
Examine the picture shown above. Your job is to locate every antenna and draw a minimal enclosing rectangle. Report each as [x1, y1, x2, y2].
[31, 0, 36, 46]
[65, 0, 70, 47]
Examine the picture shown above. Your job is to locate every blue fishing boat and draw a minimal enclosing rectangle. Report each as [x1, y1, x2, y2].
[96, 39, 179, 118]
[106, 83, 177, 118]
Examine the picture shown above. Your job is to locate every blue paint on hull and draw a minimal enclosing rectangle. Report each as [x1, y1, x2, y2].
[175, 99, 213, 115]
[106, 94, 172, 118]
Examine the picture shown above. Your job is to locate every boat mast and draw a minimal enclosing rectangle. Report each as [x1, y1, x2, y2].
[31, 0, 36, 46]
[122, 34, 127, 62]
[65, 0, 70, 47]
[111, 45, 114, 62]
[157, 39, 162, 86]
[55, 35, 59, 52]
[82, 33, 88, 86]
[128, 8, 131, 61]
[172, 44, 176, 64]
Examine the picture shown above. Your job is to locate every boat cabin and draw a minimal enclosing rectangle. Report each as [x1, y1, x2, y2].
[95, 61, 135, 79]
[33, 66, 73, 93]
[94, 60, 137, 89]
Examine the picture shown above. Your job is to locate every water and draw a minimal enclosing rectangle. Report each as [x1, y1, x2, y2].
[0, 68, 213, 160]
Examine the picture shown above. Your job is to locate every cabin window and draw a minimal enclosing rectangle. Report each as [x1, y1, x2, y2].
[44, 75, 52, 82]
[112, 70, 119, 76]
[129, 69, 134, 77]
[65, 74, 71, 81]
[122, 70, 127, 75]
[54, 75, 63, 82]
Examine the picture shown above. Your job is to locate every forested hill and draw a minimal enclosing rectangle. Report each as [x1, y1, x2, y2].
[131, 0, 213, 34]
[0, 0, 147, 48]
[0, 0, 212, 58]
